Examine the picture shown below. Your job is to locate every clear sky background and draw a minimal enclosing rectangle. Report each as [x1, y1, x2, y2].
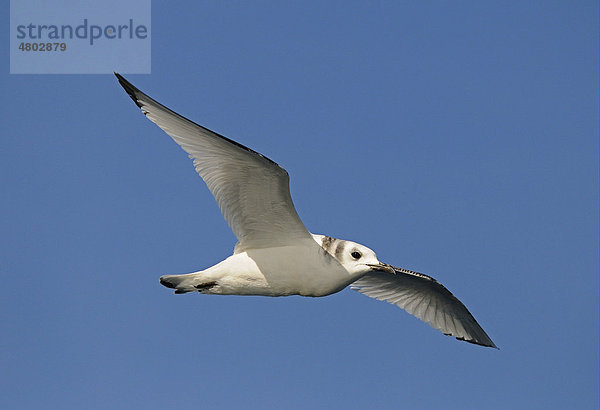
[2, 2, 598, 409]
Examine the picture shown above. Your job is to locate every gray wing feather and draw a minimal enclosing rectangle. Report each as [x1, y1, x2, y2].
[115, 73, 312, 251]
[351, 268, 497, 348]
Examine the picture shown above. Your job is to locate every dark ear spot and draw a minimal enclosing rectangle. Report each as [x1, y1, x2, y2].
[351, 251, 361, 259]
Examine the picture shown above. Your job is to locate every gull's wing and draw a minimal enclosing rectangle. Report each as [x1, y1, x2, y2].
[351, 266, 497, 348]
[115, 73, 312, 251]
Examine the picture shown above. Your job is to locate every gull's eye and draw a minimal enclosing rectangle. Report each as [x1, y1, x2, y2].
[351, 251, 361, 260]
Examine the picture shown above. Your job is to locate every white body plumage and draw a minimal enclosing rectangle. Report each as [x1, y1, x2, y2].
[161, 235, 378, 297]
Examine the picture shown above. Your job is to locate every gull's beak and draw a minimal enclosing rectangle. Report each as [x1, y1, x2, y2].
[367, 262, 436, 281]
[367, 262, 397, 274]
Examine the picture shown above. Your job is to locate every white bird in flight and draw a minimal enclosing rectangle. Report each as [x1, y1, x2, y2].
[116, 73, 497, 348]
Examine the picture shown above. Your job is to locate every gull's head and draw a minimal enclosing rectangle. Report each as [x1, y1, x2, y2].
[316, 235, 381, 277]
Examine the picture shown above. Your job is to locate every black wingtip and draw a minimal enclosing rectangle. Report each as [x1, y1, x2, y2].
[114, 72, 144, 109]
[455, 335, 499, 349]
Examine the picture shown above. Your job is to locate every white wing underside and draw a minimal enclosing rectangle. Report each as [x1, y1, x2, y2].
[351, 268, 497, 348]
[116, 74, 312, 251]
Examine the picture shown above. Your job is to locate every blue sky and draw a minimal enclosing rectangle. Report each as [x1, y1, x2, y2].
[2, 2, 598, 409]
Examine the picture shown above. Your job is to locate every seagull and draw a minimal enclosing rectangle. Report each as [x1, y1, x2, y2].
[115, 73, 497, 348]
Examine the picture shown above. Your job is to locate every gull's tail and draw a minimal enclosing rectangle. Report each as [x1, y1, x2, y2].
[159, 273, 197, 294]
[159, 272, 219, 294]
